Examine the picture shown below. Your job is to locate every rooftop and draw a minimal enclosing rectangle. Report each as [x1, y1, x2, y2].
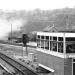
[43, 25, 75, 33]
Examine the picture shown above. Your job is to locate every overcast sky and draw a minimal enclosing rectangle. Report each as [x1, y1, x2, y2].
[0, 0, 75, 11]
[0, 0, 75, 39]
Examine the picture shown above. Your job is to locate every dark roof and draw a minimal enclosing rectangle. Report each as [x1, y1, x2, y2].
[59, 29, 75, 32]
[43, 25, 58, 32]
[43, 25, 75, 33]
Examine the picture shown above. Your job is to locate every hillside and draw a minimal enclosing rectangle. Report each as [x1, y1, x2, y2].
[20, 8, 75, 33]
[1, 8, 75, 38]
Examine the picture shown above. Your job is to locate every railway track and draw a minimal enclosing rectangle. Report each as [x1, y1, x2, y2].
[0, 52, 38, 75]
[0, 41, 37, 48]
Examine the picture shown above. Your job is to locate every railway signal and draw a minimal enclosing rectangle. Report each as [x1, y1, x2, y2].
[22, 34, 29, 56]
[22, 34, 29, 46]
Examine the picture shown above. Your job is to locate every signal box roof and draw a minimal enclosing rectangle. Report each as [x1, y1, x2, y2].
[37, 31, 75, 37]
[43, 25, 75, 33]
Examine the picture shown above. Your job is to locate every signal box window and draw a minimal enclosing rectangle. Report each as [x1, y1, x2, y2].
[58, 42, 63, 53]
[50, 36, 52, 40]
[38, 35, 40, 39]
[58, 37, 63, 53]
[52, 41, 57, 51]
[37, 39, 40, 48]
[41, 40, 44, 49]
[41, 36, 44, 49]
[46, 36, 49, 40]
[53, 37, 57, 40]
[44, 36, 49, 50]
[66, 37, 75, 53]
[41, 36, 44, 39]
[52, 37, 57, 51]
[37, 35, 40, 48]
[58, 37, 63, 41]
[45, 40, 49, 50]
[50, 37, 57, 51]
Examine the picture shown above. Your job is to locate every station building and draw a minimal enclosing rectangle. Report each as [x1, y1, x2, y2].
[35, 25, 75, 75]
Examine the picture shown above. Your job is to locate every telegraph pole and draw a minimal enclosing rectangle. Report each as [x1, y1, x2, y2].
[11, 24, 12, 43]
[66, 15, 69, 30]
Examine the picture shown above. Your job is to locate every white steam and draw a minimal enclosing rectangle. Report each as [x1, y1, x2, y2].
[0, 19, 23, 40]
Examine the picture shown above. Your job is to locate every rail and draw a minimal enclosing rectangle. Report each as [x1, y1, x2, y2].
[0, 52, 38, 75]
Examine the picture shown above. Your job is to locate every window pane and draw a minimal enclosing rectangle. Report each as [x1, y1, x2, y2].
[58, 37, 63, 41]
[45, 40, 49, 50]
[73, 59, 75, 62]
[46, 36, 49, 40]
[50, 41, 57, 51]
[58, 42, 63, 53]
[66, 37, 75, 41]
[50, 41, 52, 50]
[66, 37, 75, 53]
[53, 37, 57, 40]
[38, 35, 40, 39]
[41, 40, 44, 48]
[41, 36, 44, 39]
[66, 43, 75, 53]
[37, 39, 40, 48]
[50, 36, 52, 40]
[52, 41, 57, 51]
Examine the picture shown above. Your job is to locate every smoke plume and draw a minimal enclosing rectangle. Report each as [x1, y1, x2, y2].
[0, 19, 23, 40]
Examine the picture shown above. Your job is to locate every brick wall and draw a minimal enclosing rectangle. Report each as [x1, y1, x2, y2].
[28, 48, 73, 75]
[36, 51, 64, 75]
[64, 58, 72, 75]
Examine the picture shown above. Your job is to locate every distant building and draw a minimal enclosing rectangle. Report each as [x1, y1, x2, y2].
[43, 25, 75, 32]
[43, 25, 58, 32]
